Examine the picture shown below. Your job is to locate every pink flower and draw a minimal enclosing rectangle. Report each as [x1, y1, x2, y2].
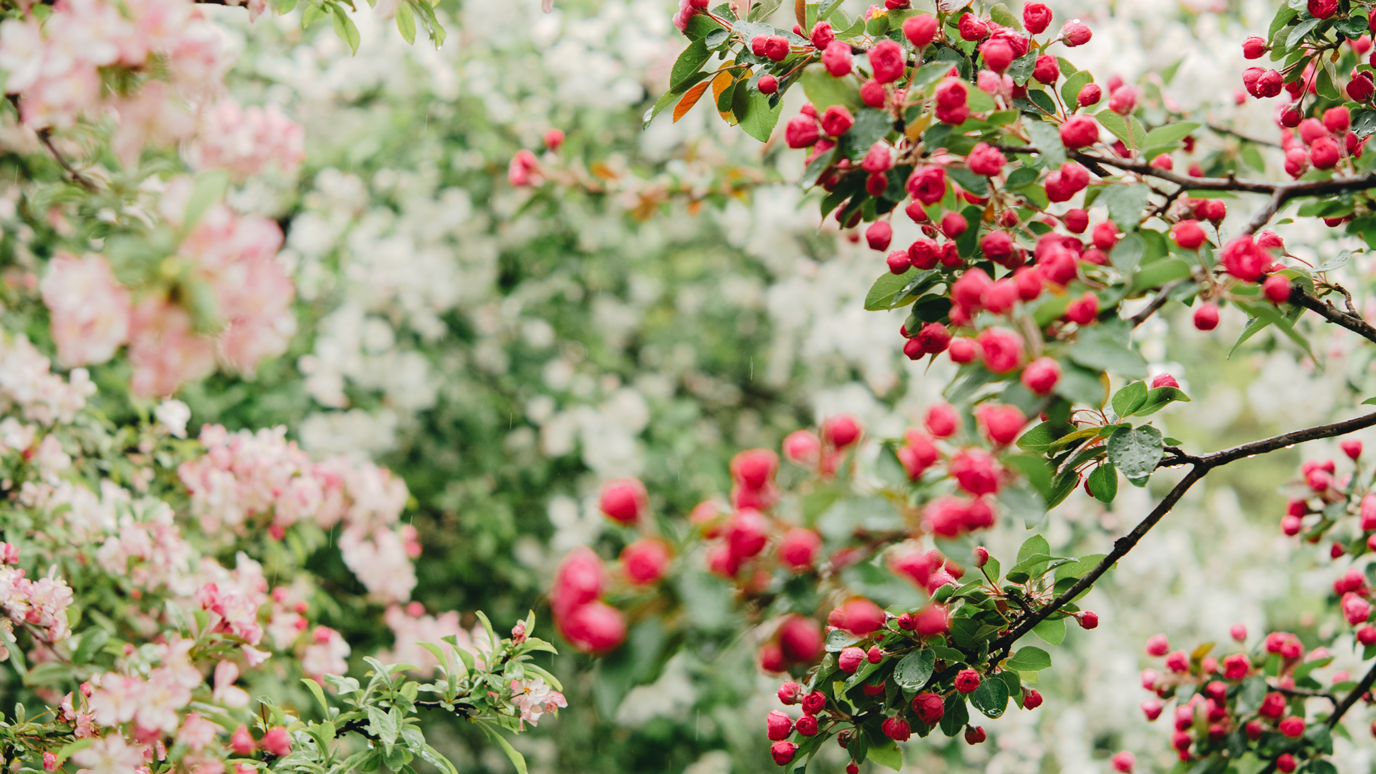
[41, 253, 131, 367]
[975, 327, 1024, 373]
[71, 735, 145, 774]
[948, 449, 1001, 497]
[187, 99, 305, 179]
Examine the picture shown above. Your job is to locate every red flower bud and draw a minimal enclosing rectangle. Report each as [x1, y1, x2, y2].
[1060, 115, 1099, 148]
[770, 741, 798, 766]
[766, 710, 793, 741]
[822, 41, 853, 77]
[1062, 20, 1092, 46]
[964, 725, 987, 744]
[1023, 3, 1052, 34]
[600, 478, 647, 523]
[903, 14, 938, 48]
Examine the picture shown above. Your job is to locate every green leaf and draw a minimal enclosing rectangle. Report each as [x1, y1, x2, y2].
[1142, 122, 1199, 148]
[801, 64, 859, 111]
[939, 693, 970, 736]
[826, 629, 862, 652]
[1086, 462, 1118, 503]
[1032, 617, 1067, 646]
[1025, 119, 1065, 167]
[1027, 88, 1056, 115]
[1130, 257, 1192, 293]
[1133, 386, 1190, 417]
[864, 269, 934, 311]
[969, 675, 1009, 719]
[1060, 71, 1094, 109]
[989, 3, 1022, 31]
[670, 38, 711, 90]
[1106, 424, 1163, 485]
[749, 0, 783, 20]
[997, 484, 1048, 528]
[1095, 111, 1130, 144]
[1006, 646, 1052, 672]
[301, 3, 328, 28]
[55, 740, 92, 766]
[72, 628, 109, 666]
[1096, 184, 1152, 231]
[395, 2, 416, 44]
[1111, 232, 1145, 275]
[738, 87, 783, 142]
[331, 6, 361, 55]
[1017, 535, 1050, 564]
[866, 741, 903, 771]
[893, 649, 936, 690]
[1014, 423, 1057, 454]
[1068, 329, 1147, 378]
[1111, 381, 1148, 418]
[839, 108, 895, 159]
[301, 678, 332, 715]
[181, 170, 230, 236]
[480, 725, 529, 774]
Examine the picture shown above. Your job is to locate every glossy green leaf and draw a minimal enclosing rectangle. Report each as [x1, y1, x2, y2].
[970, 676, 1009, 718]
[893, 649, 935, 690]
[670, 38, 710, 89]
[1106, 424, 1162, 485]
[1006, 646, 1052, 672]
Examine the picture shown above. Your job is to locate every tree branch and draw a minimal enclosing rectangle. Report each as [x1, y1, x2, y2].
[990, 142, 1376, 234]
[1256, 660, 1376, 774]
[1289, 287, 1376, 345]
[1130, 279, 1188, 328]
[35, 131, 98, 192]
[991, 412, 1376, 652]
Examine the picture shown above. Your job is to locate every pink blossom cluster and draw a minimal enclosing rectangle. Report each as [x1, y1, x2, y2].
[0, 561, 74, 657]
[0, 0, 231, 140]
[379, 603, 473, 675]
[510, 676, 567, 730]
[178, 424, 418, 602]
[40, 182, 296, 397]
[0, 331, 94, 425]
[187, 99, 306, 180]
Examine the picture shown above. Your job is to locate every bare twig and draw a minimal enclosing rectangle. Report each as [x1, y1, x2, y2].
[991, 412, 1376, 652]
[1130, 279, 1189, 328]
[1288, 287, 1376, 345]
[35, 131, 98, 192]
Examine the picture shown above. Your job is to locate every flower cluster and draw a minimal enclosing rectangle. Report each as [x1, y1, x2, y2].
[0, 0, 230, 136]
[1132, 628, 1345, 772]
[178, 423, 418, 602]
[40, 177, 295, 396]
[187, 99, 306, 180]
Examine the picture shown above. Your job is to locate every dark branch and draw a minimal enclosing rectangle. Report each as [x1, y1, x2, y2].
[1129, 279, 1188, 328]
[1256, 660, 1376, 774]
[1328, 659, 1376, 728]
[1289, 287, 1376, 345]
[35, 131, 98, 192]
[989, 142, 1376, 234]
[990, 465, 1208, 652]
[992, 412, 1376, 653]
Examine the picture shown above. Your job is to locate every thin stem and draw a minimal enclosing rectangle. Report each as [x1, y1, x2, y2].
[35, 131, 98, 192]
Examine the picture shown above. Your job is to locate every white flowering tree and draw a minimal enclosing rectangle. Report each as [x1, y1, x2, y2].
[0, 2, 572, 774]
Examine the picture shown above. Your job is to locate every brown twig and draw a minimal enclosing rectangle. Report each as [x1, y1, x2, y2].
[1289, 286, 1376, 345]
[35, 131, 98, 192]
[992, 412, 1376, 652]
